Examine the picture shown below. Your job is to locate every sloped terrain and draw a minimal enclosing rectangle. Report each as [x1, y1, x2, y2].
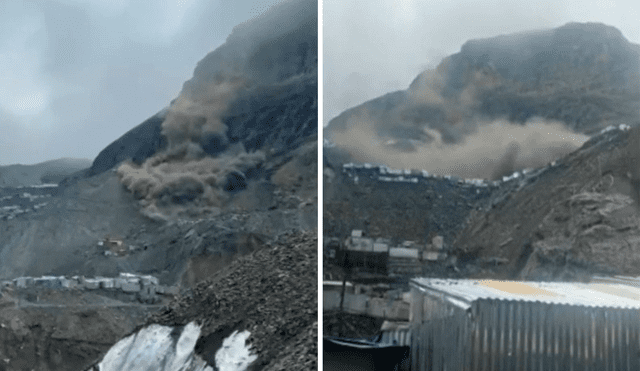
[451, 124, 640, 281]
[323, 159, 494, 246]
[138, 231, 318, 370]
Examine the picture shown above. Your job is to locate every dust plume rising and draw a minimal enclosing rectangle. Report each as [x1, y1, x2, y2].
[331, 111, 588, 180]
[161, 77, 246, 151]
[329, 61, 590, 179]
[117, 76, 265, 219]
[118, 149, 265, 220]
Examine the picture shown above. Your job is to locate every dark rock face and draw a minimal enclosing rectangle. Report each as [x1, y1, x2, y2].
[199, 133, 228, 156]
[440, 23, 639, 93]
[186, 0, 316, 88]
[85, 0, 317, 179]
[224, 76, 318, 157]
[326, 22, 640, 144]
[224, 171, 247, 192]
[88, 113, 167, 176]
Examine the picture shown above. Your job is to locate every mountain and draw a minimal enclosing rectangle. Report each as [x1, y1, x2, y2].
[0, 0, 317, 370]
[324, 22, 640, 285]
[87, 0, 316, 179]
[0, 158, 91, 187]
[325, 23, 640, 180]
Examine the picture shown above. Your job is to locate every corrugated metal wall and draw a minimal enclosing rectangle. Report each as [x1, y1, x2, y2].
[380, 327, 412, 346]
[411, 298, 640, 371]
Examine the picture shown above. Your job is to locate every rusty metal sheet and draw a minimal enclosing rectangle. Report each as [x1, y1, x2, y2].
[411, 278, 640, 309]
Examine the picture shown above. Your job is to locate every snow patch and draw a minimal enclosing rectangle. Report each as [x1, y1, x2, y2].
[215, 330, 258, 371]
[98, 322, 212, 371]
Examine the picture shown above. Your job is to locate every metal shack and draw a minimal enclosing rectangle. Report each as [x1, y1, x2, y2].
[410, 278, 640, 371]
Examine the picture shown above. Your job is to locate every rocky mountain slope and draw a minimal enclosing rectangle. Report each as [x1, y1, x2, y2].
[144, 231, 317, 371]
[323, 160, 494, 246]
[453, 123, 640, 281]
[325, 22, 640, 179]
[325, 123, 640, 282]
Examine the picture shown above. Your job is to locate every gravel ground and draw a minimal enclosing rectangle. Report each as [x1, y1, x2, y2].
[147, 230, 318, 370]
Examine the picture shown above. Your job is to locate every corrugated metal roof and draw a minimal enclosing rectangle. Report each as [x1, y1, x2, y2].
[411, 278, 640, 309]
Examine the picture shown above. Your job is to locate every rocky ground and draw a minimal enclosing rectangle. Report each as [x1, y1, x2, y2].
[138, 231, 318, 370]
[454, 123, 640, 281]
[0, 288, 158, 371]
[324, 124, 640, 283]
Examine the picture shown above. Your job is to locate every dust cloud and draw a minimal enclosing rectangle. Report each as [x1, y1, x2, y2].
[116, 0, 316, 219]
[330, 63, 589, 179]
[117, 76, 264, 219]
[331, 112, 588, 180]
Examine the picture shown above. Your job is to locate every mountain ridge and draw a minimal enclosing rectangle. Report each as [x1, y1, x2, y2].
[325, 22, 640, 179]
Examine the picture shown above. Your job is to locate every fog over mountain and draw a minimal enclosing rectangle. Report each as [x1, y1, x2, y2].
[325, 23, 640, 180]
[0, 0, 287, 166]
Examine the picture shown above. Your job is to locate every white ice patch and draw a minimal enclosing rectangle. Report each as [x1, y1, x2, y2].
[98, 322, 212, 371]
[215, 330, 258, 371]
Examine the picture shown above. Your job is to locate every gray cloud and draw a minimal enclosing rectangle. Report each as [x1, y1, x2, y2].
[1, 0, 285, 166]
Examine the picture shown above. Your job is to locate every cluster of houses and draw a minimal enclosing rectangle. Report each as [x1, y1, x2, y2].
[342, 162, 493, 187]
[0, 188, 54, 220]
[340, 157, 576, 188]
[327, 230, 450, 277]
[1, 272, 179, 299]
[0, 202, 49, 220]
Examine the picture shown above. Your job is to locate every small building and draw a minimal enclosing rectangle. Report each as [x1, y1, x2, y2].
[103, 237, 127, 256]
[410, 278, 640, 371]
[104, 237, 123, 247]
[431, 235, 444, 250]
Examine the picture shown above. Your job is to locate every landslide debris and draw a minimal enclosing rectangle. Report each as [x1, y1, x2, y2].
[146, 231, 317, 370]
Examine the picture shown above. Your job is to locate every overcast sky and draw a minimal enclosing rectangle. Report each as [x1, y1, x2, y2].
[324, 0, 640, 127]
[0, 0, 285, 166]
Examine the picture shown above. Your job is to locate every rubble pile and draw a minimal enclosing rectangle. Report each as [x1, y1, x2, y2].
[262, 321, 317, 371]
[147, 231, 317, 370]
